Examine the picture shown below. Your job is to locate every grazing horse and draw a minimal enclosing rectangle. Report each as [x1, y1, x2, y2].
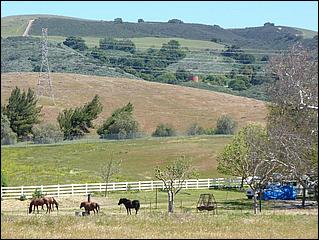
[118, 198, 140, 215]
[41, 197, 59, 212]
[80, 201, 100, 215]
[29, 198, 49, 214]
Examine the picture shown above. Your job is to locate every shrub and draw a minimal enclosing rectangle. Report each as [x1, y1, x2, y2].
[1, 113, 17, 145]
[32, 123, 64, 144]
[63, 36, 88, 51]
[32, 188, 44, 199]
[215, 115, 237, 135]
[187, 123, 205, 135]
[152, 124, 176, 137]
[19, 194, 27, 201]
[228, 79, 248, 91]
[205, 128, 216, 135]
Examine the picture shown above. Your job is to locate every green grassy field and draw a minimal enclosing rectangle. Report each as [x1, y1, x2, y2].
[1, 188, 318, 238]
[1, 15, 32, 37]
[1, 135, 232, 186]
[40, 35, 226, 50]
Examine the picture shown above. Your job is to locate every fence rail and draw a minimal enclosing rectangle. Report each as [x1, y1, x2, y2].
[1, 177, 244, 199]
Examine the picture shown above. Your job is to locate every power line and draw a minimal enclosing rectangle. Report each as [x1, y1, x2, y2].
[37, 28, 55, 105]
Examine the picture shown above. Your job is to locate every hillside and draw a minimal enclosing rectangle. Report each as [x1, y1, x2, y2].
[2, 15, 317, 50]
[1, 72, 267, 134]
[1, 37, 136, 79]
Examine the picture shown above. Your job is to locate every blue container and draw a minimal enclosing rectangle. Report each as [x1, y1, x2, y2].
[262, 184, 297, 200]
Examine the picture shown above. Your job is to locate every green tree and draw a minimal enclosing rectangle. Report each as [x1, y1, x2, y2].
[1, 112, 17, 145]
[152, 124, 176, 137]
[97, 102, 139, 139]
[114, 18, 123, 23]
[156, 71, 177, 83]
[175, 68, 191, 82]
[215, 115, 237, 135]
[217, 124, 279, 214]
[63, 36, 88, 51]
[2, 87, 42, 139]
[58, 95, 103, 139]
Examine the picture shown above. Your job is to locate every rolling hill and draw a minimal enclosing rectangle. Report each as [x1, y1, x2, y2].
[1, 72, 267, 134]
[2, 15, 317, 50]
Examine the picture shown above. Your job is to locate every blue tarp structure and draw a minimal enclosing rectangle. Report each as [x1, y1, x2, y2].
[262, 183, 297, 200]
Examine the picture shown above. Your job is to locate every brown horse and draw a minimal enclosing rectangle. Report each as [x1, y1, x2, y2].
[80, 201, 100, 215]
[29, 198, 49, 214]
[41, 197, 59, 212]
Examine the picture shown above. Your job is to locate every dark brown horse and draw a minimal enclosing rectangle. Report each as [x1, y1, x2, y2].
[80, 201, 100, 215]
[29, 198, 49, 214]
[118, 198, 140, 215]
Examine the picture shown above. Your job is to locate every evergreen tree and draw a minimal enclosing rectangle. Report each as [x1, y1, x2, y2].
[97, 102, 139, 139]
[2, 87, 42, 139]
[58, 95, 103, 139]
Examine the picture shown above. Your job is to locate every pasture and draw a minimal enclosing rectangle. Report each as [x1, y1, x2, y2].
[1, 135, 231, 186]
[44, 36, 225, 50]
[1, 189, 318, 239]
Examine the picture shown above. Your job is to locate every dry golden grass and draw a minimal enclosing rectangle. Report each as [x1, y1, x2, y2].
[1, 72, 267, 134]
[1, 192, 317, 239]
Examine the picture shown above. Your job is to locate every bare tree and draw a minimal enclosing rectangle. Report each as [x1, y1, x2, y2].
[266, 44, 318, 204]
[155, 156, 197, 213]
[100, 158, 122, 197]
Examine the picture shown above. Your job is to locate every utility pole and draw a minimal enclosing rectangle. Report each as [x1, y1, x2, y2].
[37, 28, 55, 105]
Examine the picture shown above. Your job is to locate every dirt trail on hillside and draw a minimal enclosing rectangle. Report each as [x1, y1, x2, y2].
[22, 19, 35, 37]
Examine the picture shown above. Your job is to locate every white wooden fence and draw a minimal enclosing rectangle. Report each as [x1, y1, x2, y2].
[1, 177, 243, 199]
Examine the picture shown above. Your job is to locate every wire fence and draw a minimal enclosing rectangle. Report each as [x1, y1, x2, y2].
[1, 132, 232, 148]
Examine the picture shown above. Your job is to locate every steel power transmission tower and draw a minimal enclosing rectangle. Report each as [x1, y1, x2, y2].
[37, 28, 55, 104]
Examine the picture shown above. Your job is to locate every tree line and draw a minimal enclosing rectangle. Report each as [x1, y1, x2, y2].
[1, 88, 237, 145]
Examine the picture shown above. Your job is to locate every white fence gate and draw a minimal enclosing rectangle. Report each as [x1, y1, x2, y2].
[1, 177, 243, 199]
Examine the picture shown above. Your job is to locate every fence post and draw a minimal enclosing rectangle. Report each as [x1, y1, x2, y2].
[72, 184, 74, 195]
[186, 180, 188, 189]
[41, 185, 44, 194]
[85, 184, 88, 195]
[197, 179, 199, 189]
[139, 181, 141, 191]
[57, 185, 60, 197]
[113, 183, 115, 191]
[151, 181, 153, 191]
[99, 183, 102, 193]
[21, 186, 24, 196]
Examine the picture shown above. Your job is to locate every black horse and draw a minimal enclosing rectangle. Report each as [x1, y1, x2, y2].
[118, 198, 140, 215]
